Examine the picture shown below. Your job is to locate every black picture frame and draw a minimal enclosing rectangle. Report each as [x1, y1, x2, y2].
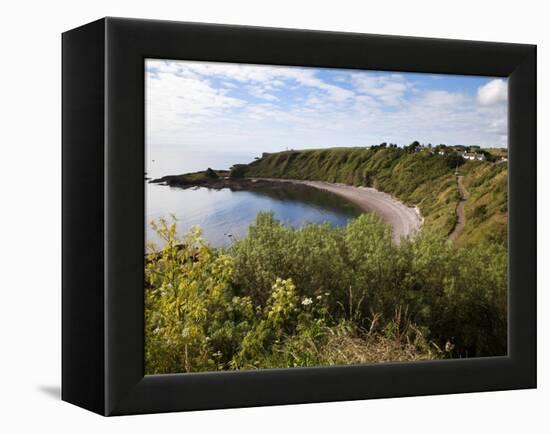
[62, 17, 536, 416]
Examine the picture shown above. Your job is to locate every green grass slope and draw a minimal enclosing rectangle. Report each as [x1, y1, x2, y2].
[460, 161, 508, 246]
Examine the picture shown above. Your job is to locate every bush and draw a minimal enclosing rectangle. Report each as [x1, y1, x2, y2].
[445, 152, 465, 169]
[229, 164, 246, 178]
[145, 213, 507, 374]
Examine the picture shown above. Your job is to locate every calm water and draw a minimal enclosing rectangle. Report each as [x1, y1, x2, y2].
[145, 147, 362, 248]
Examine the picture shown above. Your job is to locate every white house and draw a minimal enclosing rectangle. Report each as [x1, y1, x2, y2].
[462, 152, 486, 161]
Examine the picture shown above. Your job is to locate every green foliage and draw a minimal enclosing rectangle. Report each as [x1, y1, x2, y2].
[234, 278, 299, 369]
[445, 152, 465, 169]
[229, 164, 247, 178]
[145, 213, 507, 374]
[145, 218, 245, 373]
[406, 141, 421, 152]
[460, 161, 508, 246]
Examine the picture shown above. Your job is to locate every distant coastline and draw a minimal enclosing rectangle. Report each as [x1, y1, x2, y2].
[150, 144, 507, 247]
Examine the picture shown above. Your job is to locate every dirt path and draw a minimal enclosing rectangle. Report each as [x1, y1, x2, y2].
[449, 175, 469, 241]
[251, 178, 423, 243]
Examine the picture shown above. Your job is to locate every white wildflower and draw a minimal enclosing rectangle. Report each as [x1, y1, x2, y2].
[301, 297, 313, 306]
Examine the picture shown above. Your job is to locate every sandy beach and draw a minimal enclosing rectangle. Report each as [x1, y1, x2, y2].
[252, 178, 423, 243]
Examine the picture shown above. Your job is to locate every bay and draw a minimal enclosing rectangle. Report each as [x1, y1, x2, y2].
[145, 147, 361, 248]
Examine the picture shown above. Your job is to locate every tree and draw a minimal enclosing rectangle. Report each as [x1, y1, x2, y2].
[406, 141, 421, 153]
[478, 150, 496, 162]
[229, 164, 246, 178]
[445, 152, 465, 169]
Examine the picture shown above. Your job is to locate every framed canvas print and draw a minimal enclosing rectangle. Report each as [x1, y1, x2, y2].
[62, 17, 536, 416]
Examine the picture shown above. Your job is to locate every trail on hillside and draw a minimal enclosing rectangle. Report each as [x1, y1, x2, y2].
[449, 175, 469, 242]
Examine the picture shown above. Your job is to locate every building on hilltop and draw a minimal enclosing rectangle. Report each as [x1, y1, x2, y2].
[462, 152, 486, 161]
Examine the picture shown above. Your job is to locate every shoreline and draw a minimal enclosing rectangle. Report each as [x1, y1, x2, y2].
[249, 178, 422, 243]
[151, 174, 423, 243]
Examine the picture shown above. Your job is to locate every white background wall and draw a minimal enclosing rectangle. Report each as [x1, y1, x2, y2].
[0, 0, 546, 432]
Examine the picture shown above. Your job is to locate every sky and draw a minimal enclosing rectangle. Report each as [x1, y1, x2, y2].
[145, 59, 508, 156]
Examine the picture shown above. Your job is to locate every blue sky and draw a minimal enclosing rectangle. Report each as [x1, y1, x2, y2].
[145, 59, 508, 154]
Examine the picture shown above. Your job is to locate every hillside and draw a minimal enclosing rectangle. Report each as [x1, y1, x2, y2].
[461, 161, 508, 245]
[239, 147, 507, 246]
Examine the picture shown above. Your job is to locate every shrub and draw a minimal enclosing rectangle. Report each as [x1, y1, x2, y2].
[145, 213, 507, 374]
[229, 164, 246, 178]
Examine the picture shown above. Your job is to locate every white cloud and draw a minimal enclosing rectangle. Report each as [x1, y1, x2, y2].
[292, 72, 354, 102]
[351, 73, 412, 106]
[145, 65, 247, 144]
[145, 59, 508, 152]
[248, 86, 279, 101]
[418, 90, 469, 108]
[477, 78, 508, 106]
[148, 59, 355, 102]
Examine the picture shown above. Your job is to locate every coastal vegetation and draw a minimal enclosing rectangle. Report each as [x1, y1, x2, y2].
[145, 212, 507, 374]
[145, 144, 508, 374]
